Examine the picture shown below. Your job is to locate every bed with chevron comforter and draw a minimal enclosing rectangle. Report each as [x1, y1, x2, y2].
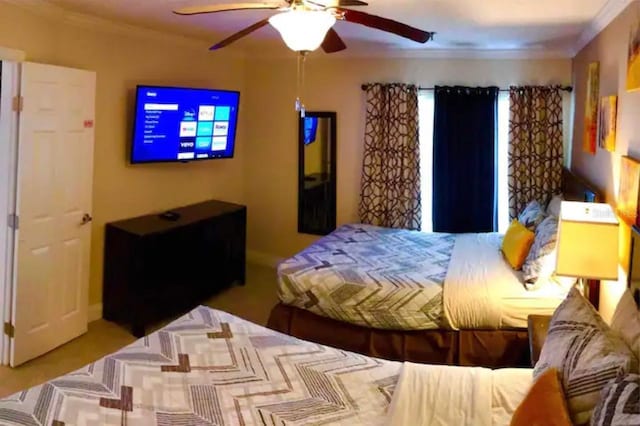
[277, 224, 569, 331]
[277, 224, 457, 330]
[0, 307, 401, 426]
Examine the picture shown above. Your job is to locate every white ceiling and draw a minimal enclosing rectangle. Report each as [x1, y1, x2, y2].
[40, 0, 620, 56]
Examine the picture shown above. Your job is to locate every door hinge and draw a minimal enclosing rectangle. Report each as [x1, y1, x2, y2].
[3, 322, 14, 338]
[7, 214, 19, 230]
[11, 96, 23, 112]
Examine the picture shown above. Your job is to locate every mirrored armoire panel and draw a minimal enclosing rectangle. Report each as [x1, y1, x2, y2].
[298, 112, 337, 235]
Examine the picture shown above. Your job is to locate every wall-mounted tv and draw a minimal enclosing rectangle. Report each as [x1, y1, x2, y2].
[131, 85, 240, 163]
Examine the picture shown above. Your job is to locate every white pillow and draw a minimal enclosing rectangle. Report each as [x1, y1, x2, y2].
[611, 289, 640, 361]
[546, 194, 563, 218]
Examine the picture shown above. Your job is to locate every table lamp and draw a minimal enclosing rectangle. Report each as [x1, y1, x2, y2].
[555, 201, 619, 305]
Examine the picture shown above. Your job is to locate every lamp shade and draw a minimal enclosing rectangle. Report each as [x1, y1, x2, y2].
[555, 201, 619, 280]
[269, 10, 336, 52]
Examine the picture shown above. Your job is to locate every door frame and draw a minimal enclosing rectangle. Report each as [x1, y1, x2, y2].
[0, 60, 20, 365]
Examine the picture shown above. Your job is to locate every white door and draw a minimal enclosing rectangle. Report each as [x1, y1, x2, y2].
[0, 60, 20, 366]
[9, 62, 95, 367]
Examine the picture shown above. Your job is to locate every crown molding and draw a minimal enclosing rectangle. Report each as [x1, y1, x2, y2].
[247, 46, 574, 60]
[0, 0, 245, 59]
[573, 0, 632, 55]
[0, 46, 25, 62]
[331, 47, 573, 60]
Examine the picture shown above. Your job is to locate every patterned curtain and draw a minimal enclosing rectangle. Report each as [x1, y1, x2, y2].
[508, 86, 564, 219]
[359, 83, 421, 230]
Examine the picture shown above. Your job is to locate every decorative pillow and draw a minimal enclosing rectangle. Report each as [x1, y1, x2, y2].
[522, 216, 558, 288]
[546, 194, 563, 218]
[510, 368, 572, 426]
[501, 220, 535, 270]
[590, 374, 640, 426]
[534, 288, 637, 425]
[518, 200, 546, 230]
[610, 289, 640, 361]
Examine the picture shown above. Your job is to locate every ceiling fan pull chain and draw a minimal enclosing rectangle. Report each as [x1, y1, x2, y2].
[296, 52, 307, 116]
[295, 51, 301, 113]
[301, 53, 306, 116]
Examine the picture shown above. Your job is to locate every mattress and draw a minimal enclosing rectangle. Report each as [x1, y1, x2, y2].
[0, 307, 401, 426]
[278, 225, 568, 330]
[278, 224, 456, 330]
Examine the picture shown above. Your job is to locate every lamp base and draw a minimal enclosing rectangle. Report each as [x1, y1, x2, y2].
[579, 278, 600, 310]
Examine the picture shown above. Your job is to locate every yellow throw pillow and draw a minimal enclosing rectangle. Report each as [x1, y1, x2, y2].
[502, 219, 535, 270]
[510, 368, 572, 426]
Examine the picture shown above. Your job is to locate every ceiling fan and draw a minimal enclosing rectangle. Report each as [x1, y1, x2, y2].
[174, 0, 435, 53]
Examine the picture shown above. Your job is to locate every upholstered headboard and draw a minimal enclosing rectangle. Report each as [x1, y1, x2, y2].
[561, 167, 601, 203]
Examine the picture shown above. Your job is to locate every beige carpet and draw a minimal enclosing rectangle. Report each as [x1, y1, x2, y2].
[0, 263, 279, 398]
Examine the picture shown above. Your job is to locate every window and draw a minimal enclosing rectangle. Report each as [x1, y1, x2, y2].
[418, 90, 434, 233]
[418, 90, 510, 233]
[496, 91, 510, 233]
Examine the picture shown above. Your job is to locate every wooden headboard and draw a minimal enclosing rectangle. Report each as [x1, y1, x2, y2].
[562, 167, 602, 203]
[628, 226, 640, 309]
[561, 168, 604, 308]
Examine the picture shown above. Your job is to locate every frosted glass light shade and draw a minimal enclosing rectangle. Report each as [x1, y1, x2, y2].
[269, 10, 336, 52]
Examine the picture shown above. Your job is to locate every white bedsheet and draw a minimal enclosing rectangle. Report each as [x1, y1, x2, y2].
[444, 233, 568, 329]
[387, 362, 533, 426]
[491, 368, 535, 425]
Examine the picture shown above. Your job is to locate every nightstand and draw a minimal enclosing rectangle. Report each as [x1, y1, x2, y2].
[528, 315, 552, 367]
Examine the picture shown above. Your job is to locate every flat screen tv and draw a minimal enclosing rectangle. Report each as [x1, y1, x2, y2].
[131, 85, 240, 163]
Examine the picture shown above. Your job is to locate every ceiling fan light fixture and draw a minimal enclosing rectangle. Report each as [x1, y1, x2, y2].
[269, 10, 336, 52]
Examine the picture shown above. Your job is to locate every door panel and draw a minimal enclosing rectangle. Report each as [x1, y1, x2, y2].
[10, 62, 95, 366]
[61, 238, 82, 318]
[18, 243, 54, 335]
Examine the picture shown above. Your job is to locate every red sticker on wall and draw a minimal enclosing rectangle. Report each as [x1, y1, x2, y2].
[84, 120, 94, 128]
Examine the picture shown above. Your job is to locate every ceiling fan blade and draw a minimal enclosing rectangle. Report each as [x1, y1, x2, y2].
[174, 3, 282, 15]
[209, 18, 271, 50]
[322, 28, 347, 53]
[338, 8, 433, 43]
[306, 0, 368, 6]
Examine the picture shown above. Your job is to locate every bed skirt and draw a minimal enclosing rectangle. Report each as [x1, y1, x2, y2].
[267, 303, 531, 367]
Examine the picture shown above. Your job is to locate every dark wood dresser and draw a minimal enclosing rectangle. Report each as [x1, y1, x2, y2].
[103, 200, 246, 336]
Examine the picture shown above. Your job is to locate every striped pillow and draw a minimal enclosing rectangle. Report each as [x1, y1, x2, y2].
[610, 289, 640, 361]
[518, 200, 546, 230]
[591, 374, 640, 426]
[522, 215, 558, 288]
[534, 288, 637, 425]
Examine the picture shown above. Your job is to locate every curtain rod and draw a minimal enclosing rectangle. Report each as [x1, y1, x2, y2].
[360, 84, 573, 93]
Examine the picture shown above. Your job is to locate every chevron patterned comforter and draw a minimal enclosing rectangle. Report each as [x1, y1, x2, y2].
[0, 307, 401, 426]
[277, 224, 456, 330]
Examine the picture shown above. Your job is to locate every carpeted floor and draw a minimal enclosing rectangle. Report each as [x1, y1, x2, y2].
[0, 263, 279, 398]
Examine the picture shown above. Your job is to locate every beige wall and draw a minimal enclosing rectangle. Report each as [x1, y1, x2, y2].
[0, 3, 247, 304]
[571, 2, 640, 320]
[572, 2, 640, 204]
[0, 2, 578, 306]
[244, 55, 572, 259]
